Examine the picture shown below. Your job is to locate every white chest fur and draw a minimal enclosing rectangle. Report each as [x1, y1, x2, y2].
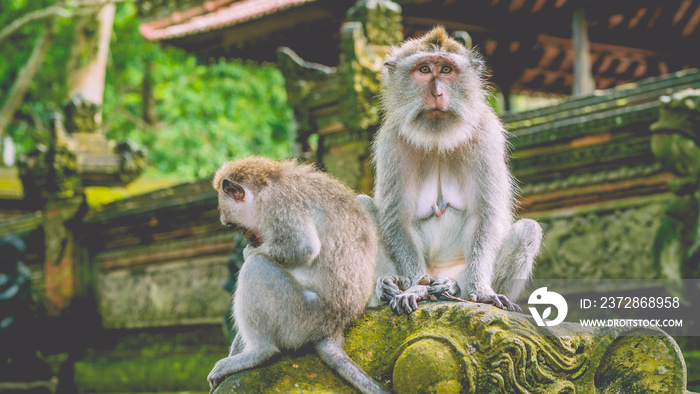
[417, 210, 468, 277]
[413, 160, 473, 276]
[415, 161, 469, 219]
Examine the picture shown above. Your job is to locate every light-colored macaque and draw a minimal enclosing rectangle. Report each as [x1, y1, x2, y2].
[208, 157, 387, 394]
[364, 27, 542, 315]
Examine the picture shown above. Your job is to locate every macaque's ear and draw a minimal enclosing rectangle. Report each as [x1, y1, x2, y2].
[383, 60, 396, 72]
[453, 31, 473, 49]
[222, 178, 245, 202]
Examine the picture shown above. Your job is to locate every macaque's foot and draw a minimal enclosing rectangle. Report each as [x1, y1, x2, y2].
[207, 358, 234, 391]
[468, 293, 522, 313]
[427, 276, 460, 298]
[390, 285, 429, 315]
[378, 275, 410, 302]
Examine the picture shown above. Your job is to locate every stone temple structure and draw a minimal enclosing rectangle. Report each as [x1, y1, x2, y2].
[0, 0, 699, 392]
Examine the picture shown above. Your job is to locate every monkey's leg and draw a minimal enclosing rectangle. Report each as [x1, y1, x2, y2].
[209, 253, 319, 390]
[237, 252, 323, 342]
[228, 332, 244, 356]
[315, 337, 389, 394]
[492, 219, 543, 306]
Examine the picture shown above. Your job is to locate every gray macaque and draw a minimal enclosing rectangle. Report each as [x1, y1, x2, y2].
[207, 157, 388, 394]
[363, 26, 543, 315]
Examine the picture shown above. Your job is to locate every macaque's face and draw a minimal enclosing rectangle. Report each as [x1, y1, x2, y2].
[410, 54, 461, 121]
[380, 38, 486, 152]
[218, 179, 259, 240]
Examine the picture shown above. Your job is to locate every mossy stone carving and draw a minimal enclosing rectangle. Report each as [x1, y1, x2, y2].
[340, 0, 403, 130]
[651, 89, 700, 279]
[213, 302, 687, 393]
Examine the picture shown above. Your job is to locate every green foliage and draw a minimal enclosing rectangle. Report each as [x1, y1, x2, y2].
[685, 350, 700, 392]
[107, 2, 294, 179]
[0, 0, 75, 150]
[75, 351, 219, 392]
[2, 1, 295, 179]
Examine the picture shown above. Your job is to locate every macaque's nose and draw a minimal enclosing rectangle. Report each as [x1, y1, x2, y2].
[431, 77, 445, 99]
[427, 79, 447, 111]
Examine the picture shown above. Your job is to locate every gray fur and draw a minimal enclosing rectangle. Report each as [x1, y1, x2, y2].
[369, 28, 543, 314]
[208, 159, 387, 394]
[358, 194, 398, 307]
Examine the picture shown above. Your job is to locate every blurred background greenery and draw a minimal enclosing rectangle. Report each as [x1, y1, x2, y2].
[1, 0, 294, 180]
[2, 0, 700, 392]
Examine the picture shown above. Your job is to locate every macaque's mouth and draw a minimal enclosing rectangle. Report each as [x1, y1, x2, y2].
[423, 109, 451, 120]
[224, 223, 263, 247]
[422, 107, 451, 113]
[240, 227, 263, 247]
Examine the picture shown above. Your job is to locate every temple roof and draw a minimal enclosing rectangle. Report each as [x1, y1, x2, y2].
[139, 0, 700, 95]
[139, 0, 318, 41]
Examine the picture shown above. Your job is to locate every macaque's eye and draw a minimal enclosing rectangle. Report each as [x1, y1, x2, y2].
[419, 65, 431, 74]
[440, 65, 453, 74]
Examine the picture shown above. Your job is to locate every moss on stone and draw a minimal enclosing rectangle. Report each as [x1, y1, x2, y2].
[213, 302, 687, 393]
[75, 353, 219, 393]
[74, 326, 229, 393]
[595, 329, 686, 393]
[214, 352, 356, 393]
[392, 339, 462, 393]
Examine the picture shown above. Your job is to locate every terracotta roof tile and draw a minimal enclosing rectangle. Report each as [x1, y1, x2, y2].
[140, 0, 318, 41]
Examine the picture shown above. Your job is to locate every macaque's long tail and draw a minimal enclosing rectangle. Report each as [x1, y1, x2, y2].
[315, 338, 389, 394]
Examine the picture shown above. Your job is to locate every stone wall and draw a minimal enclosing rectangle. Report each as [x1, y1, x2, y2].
[81, 178, 235, 329]
[507, 69, 700, 281]
[530, 196, 669, 280]
[70, 179, 233, 391]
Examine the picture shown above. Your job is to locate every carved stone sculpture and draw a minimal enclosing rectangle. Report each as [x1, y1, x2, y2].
[650, 89, 700, 279]
[213, 302, 687, 393]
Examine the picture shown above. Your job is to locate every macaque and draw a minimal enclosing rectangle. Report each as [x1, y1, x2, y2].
[364, 27, 542, 315]
[207, 157, 387, 394]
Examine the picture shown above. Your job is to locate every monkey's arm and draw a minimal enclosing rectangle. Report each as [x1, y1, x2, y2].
[373, 135, 435, 314]
[374, 154, 426, 281]
[258, 209, 321, 267]
[379, 213, 426, 278]
[376, 192, 435, 314]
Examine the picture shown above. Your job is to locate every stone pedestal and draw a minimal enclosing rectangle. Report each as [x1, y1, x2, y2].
[213, 302, 688, 393]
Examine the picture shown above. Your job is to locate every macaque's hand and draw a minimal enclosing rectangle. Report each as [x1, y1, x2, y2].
[427, 276, 460, 299]
[468, 292, 522, 312]
[377, 275, 403, 302]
